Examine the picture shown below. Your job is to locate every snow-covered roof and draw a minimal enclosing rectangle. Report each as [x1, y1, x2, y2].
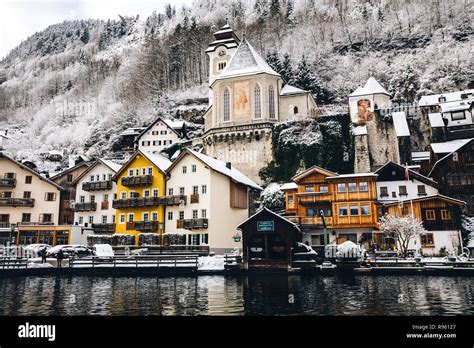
[440, 100, 472, 113]
[467, 233, 474, 248]
[412, 151, 430, 161]
[48, 150, 63, 156]
[237, 206, 301, 231]
[120, 127, 146, 136]
[428, 113, 445, 128]
[418, 89, 474, 107]
[214, 38, 280, 82]
[430, 138, 472, 154]
[352, 125, 368, 136]
[163, 119, 185, 129]
[326, 173, 378, 179]
[392, 111, 410, 137]
[382, 194, 466, 206]
[141, 151, 172, 172]
[280, 182, 298, 190]
[429, 138, 474, 177]
[100, 159, 122, 173]
[72, 158, 122, 184]
[188, 149, 261, 190]
[280, 84, 307, 96]
[349, 77, 390, 97]
[171, 150, 181, 160]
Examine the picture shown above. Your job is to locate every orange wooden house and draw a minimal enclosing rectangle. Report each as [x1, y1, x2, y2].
[281, 166, 379, 247]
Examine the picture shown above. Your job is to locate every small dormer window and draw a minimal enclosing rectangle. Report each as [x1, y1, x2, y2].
[438, 96, 446, 103]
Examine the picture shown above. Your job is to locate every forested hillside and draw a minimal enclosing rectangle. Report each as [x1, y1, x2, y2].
[0, 0, 472, 166]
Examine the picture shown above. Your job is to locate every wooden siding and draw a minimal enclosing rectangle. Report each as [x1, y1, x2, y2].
[230, 181, 248, 209]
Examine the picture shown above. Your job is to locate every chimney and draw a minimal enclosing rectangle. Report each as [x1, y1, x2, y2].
[226, 162, 231, 169]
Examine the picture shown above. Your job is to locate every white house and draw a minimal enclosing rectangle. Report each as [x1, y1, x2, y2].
[136, 117, 187, 154]
[164, 148, 261, 254]
[72, 159, 121, 233]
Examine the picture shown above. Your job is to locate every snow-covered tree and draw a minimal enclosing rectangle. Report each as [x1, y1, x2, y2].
[379, 214, 427, 258]
[280, 53, 294, 84]
[260, 183, 285, 212]
[389, 62, 420, 103]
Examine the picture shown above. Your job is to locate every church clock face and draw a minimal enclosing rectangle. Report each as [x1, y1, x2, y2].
[217, 48, 226, 57]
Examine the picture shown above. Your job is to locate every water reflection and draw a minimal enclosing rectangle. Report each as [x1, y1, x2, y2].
[0, 275, 472, 316]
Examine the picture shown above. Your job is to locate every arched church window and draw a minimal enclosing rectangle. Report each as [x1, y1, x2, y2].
[254, 84, 261, 119]
[223, 88, 230, 122]
[293, 106, 299, 114]
[269, 85, 275, 119]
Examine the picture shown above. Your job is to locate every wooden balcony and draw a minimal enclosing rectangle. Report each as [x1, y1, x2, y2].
[159, 195, 187, 206]
[112, 197, 161, 209]
[287, 216, 333, 228]
[121, 175, 153, 187]
[82, 180, 113, 191]
[296, 192, 332, 204]
[177, 218, 208, 230]
[190, 194, 199, 204]
[72, 202, 97, 212]
[0, 198, 35, 207]
[92, 223, 116, 233]
[126, 221, 159, 232]
[0, 178, 16, 188]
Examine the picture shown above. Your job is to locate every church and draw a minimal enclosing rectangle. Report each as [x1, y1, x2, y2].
[202, 23, 317, 183]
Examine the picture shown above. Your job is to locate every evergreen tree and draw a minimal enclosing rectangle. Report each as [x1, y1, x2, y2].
[285, 0, 296, 26]
[270, 0, 281, 17]
[266, 50, 282, 74]
[280, 53, 294, 84]
[294, 54, 328, 103]
[389, 63, 420, 103]
[80, 28, 89, 44]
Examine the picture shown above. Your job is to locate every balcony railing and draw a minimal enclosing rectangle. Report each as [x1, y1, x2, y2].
[296, 192, 332, 204]
[125, 221, 159, 232]
[287, 216, 333, 227]
[121, 175, 153, 187]
[0, 222, 10, 228]
[159, 195, 187, 206]
[92, 223, 116, 233]
[82, 180, 113, 191]
[190, 194, 199, 204]
[177, 218, 208, 230]
[112, 197, 161, 209]
[72, 202, 97, 212]
[0, 178, 16, 188]
[0, 198, 35, 207]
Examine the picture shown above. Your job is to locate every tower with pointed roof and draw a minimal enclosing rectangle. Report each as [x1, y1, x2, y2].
[202, 24, 317, 183]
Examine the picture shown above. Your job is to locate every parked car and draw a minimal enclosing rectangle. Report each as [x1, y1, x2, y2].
[24, 244, 51, 258]
[292, 242, 318, 262]
[92, 244, 114, 259]
[47, 245, 92, 258]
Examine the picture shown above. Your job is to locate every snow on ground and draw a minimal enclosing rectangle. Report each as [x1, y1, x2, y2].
[197, 256, 225, 271]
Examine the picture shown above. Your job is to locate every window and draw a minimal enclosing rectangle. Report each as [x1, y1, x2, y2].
[421, 233, 434, 246]
[359, 182, 368, 192]
[192, 186, 199, 195]
[22, 213, 31, 223]
[201, 209, 207, 218]
[201, 185, 207, 194]
[128, 214, 134, 222]
[108, 174, 112, 180]
[40, 214, 53, 223]
[102, 215, 107, 224]
[128, 169, 134, 176]
[153, 189, 159, 197]
[23, 191, 31, 199]
[119, 214, 125, 224]
[24, 175, 32, 184]
[121, 192, 126, 199]
[168, 188, 174, 196]
[144, 189, 150, 197]
[135, 169, 139, 176]
[191, 164, 197, 173]
[80, 195, 85, 203]
[112, 215, 116, 223]
[293, 106, 298, 115]
[96, 174, 100, 181]
[269, 85, 275, 118]
[380, 187, 388, 197]
[425, 210, 435, 220]
[201, 234, 209, 244]
[102, 174, 107, 181]
[167, 211, 173, 220]
[179, 211, 184, 220]
[89, 216, 94, 224]
[438, 96, 446, 103]
[306, 208, 316, 216]
[1, 191, 12, 198]
[152, 212, 158, 221]
[218, 61, 226, 70]
[305, 186, 314, 192]
[350, 205, 359, 216]
[319, 185, 328, 193]
[399, 186, 407, 196]
[348, 182, 357, 192]
[441, 209, 451, 220]
[417, 185, 426, 195]
[182, 166, 187, 174]
[451, 111, 466, 121]
[401, 206, 409, 216]
[179, 187, 185, 195]
[143, 212, 149, 222]
[288, 195, 294, 205]
[337, 183, 346, 193]
[103, 193, 109, 202]
[361, 205, 370, 216]
[90, 195, 95, 203]
[192, 210, 198, 219]
[339, 206, 348, 216]
[79, 216, 84, 224]
[254, 84, 261, 119]
[45, 192, 56, 201]
[130, 191, 139, 198]
[223, 88, 230, 122]
[392, 191, 397, 198]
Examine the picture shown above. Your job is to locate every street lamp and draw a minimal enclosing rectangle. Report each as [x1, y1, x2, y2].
[232, 233, 241, 243]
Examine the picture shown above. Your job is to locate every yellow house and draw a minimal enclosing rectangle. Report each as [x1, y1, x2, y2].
[112, 150, 171, 245]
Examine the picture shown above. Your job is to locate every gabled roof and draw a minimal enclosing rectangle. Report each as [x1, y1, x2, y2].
[71, 158, 121, 185]
[136, 117, 184, 142]
[382, 194, 466, 207]
[292, 165, 338, 182]
[213, 38, 280, 82]
[237, 206, 301, 231]
[349, 77, 391, 97]
[418, 89, 474, 107]
[168, 148, 261, 190]
[374, 162, 437, 186]
[280, 84, 307, 96]
[440, 100, 472, 113]
[50, 161, 90, 181]
[280, 182, 298, 191]
[429, 138, 474, 177]
[430, 138, 472, 154]
[112, 150, 172, 180]
[0, 152, 63, 190]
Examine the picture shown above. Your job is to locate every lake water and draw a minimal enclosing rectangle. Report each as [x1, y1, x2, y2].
[0, 274, 473, 315]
